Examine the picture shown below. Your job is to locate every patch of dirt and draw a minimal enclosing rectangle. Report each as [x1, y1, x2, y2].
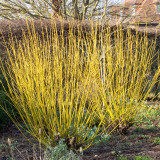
[0, 123, 43, 160]
[82, 126, 160, 160]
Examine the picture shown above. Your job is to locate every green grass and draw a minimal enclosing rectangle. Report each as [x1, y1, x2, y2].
[153, 137, 160, 144]
[134, 103, 160, 125]
[119, 155, 128, 160]
[133, 155, 153, 160]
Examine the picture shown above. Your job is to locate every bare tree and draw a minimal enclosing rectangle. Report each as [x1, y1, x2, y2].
[0, 0, 111, 20]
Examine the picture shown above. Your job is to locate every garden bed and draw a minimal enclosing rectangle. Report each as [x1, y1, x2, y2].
[0, 102, 160, 160]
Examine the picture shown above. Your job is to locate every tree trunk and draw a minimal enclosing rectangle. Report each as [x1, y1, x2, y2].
[72, 0, 79, 19]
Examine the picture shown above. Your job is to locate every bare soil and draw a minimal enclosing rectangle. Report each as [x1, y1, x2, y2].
[82, 126, 160, 160]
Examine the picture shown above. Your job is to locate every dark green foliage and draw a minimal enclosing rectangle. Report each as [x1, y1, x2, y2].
[0, 90, 9, 130]
[0, 71, 20, 131]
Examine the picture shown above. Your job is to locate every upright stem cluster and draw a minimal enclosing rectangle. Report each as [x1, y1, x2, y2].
[0, 19, 159, 151]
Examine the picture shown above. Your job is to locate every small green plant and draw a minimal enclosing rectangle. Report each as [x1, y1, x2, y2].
[134, 104, 160, 131]
[46, 139, 81, 160]
[146, 124, 156, 130]
[153, 137, 160, 144]
[0, 138, 18, 160]
[0, 142, 8, 150]
[119, 155, 128, 160]
[133, 155, 153, 160]
[111, 150, 122, 157]
[124, 142, 131, 146]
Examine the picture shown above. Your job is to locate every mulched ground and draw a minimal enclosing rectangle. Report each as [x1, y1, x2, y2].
[0, 102, 160, 160]
[82, 126, 160, 160]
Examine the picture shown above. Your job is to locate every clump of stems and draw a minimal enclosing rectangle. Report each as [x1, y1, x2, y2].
[0, 19, 159, 151]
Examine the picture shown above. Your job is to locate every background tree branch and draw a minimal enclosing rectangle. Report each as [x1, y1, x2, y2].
[0, 0, 115, 20]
